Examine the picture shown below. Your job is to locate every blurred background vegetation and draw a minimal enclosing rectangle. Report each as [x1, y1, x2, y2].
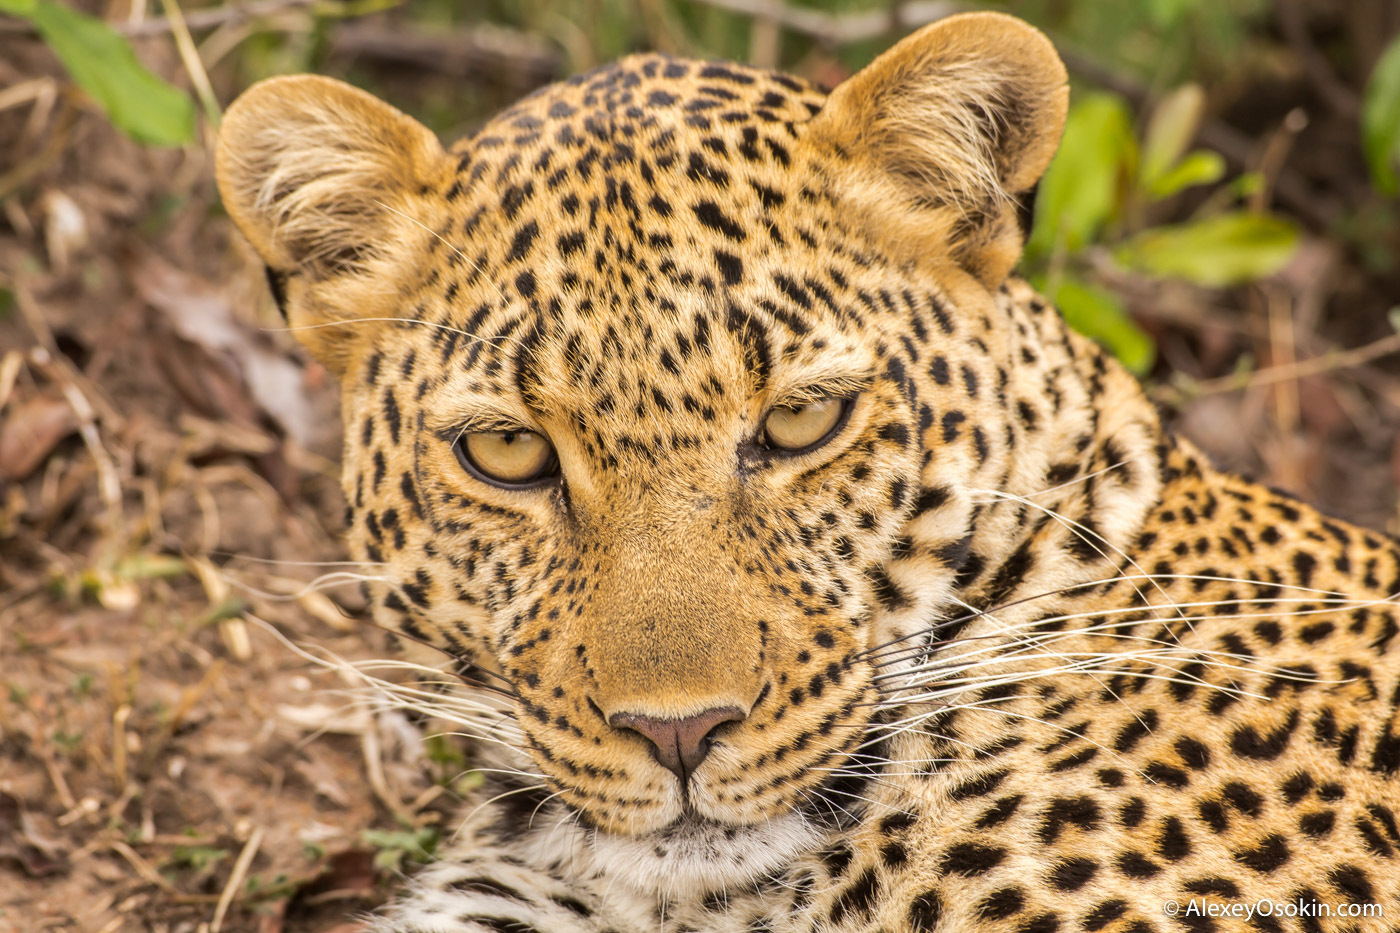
[2, 1, 1400, 930]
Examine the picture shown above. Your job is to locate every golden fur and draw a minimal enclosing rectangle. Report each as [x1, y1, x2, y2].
[216, 12, 1400, 932]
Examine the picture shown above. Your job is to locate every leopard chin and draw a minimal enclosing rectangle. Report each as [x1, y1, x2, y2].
[587, 811, 824, 897]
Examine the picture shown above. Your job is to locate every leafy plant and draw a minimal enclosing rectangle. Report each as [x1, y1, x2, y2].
[0, 0, 194, 145]
[1363, 33, 1400, 196]
[362, 826, 440, 873]
[1023, 84, 1300, 374]
[167, 844, 230, 872]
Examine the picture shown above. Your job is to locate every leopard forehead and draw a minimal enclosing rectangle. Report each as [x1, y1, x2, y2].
[392, 55, 899, 449]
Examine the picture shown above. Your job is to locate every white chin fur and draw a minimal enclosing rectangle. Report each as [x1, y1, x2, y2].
[589, 811, 821, 897]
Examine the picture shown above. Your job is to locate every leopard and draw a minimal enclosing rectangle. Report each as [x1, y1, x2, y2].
[214, 11, 1400, 932]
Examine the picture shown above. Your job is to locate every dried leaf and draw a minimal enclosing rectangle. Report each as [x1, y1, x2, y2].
[133, 255, 314, 445]
[0, 791, 68, 878]
[0, 394, 78, 480]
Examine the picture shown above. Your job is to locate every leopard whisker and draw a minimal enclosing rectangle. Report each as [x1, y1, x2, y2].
[273, 316, 521, 348]
[970, 486, 1182, 638]
[859, 570, 1381, 667]
[372, 198, 514, 310]
[209, 552, 388, 567]
[457, 783, 560, 841]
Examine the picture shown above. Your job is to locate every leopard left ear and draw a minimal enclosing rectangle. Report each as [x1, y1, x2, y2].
[805, 11, 1068, 287]
[216, 75, 450, 374]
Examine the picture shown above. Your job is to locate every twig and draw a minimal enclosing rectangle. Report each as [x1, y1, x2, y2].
[112, 704, 133, 789]
[54, 359, 124, 523]
[160, 0, 222, 126]
[684, 0, 961, 44]
[110, 840, 180, 894]
[0, 0, 316, 36]
[327, 20, 560, 84]
[39, 747, 77, 810]
[1155, 331, 1400, 403]
[210, 826, 264, 933]
[1278, 0, 1359, 118]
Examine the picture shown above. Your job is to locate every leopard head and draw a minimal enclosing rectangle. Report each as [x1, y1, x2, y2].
[216, 12, 1158, 894]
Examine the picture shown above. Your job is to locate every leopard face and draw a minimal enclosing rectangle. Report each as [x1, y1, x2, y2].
[212, 13, 1306, 910]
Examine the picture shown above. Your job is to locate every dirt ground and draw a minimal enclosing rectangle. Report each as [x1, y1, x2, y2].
[3, 4, 1400, 933]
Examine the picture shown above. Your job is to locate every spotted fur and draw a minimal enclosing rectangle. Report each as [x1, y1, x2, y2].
[216, 12, 1400, 932]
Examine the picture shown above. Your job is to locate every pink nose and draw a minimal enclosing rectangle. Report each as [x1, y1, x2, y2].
[608, 706, 746, 779]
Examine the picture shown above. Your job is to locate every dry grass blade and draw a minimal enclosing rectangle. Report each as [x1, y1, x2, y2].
[210, 825, 264, 932]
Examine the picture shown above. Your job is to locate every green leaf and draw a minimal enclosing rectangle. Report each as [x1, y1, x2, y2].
[1043, 277, 1155, 376]
[1027, 93, 1135, 261]
[1144, 0, 1199, 28]
[111, 553, 188, 581]
[22, 0, 194, 146]
[1140, 84, 1205, 195]
[0, 0, 37, 14]
[1148, 149, 1226, 199]
[1114, 212, 1300, 287]
[1362, 34, 1400, 196]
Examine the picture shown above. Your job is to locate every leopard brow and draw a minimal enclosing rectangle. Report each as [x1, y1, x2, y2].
[430, 411, 545, 445]
[765, 371, 873, 409]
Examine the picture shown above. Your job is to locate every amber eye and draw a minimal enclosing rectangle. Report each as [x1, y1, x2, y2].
[762, 397, 848, 452]
[454, 429, 558, 487]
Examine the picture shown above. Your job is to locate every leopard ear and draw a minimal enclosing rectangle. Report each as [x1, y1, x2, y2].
[215, 75, 449, 372]
[806, 12, 1068, 287]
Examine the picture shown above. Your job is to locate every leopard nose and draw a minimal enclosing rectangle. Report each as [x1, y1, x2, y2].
[608, 706, 745, 780]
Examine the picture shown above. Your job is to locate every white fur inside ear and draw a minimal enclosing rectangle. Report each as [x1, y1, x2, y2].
[803, 12, 1069, 286]
[216, 75, 446, 276]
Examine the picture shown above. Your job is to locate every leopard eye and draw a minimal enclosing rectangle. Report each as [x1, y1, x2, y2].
[762, 397, 848, 452]
[454, 429, 558, 487]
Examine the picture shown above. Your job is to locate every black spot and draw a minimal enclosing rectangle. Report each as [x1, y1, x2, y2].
[1233, 834, 1290, 873]
[1018, 913, 1059, 933]
[1038, 795, 1101, 844]
[557, 231, 586, 256]
[714, 250, 743, 285]
[908, 890, 943, 931]
[1183, 877, 1240, 898]
[975, 795, 1024, 829]
[978, 887, 1024, 920]
[829, 868, 878, 924]
[820, 841, 853, 876]
[1083, 901, 1127, 932]
[949, 768, 1008, 801]
[1328, 864, 1375, 903]
[939, 842, 1005, 876]
[1222, 781, 1263, 817]
[1229, 710, 1299, 760]
[506, 220, 538, 262]
[693, 200, 746, 240]
[1116, 851, 1162, 878]
[1299, 810, 1335, 837]
[1048, 857, 1097, 891]
[1158, 816, 1191, 861]
[1113, 710, 1159, 752]
[878, 423, 911, 447]
[1175, 737, 1211, 770]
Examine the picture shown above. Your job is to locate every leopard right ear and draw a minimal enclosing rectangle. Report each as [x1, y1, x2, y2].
[215, 75, 449, 372]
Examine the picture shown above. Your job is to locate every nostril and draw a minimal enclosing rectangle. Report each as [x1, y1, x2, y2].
[608, 706, 745, 780]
